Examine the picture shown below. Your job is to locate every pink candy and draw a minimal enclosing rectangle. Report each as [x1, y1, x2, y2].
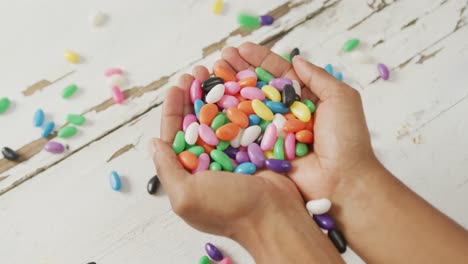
[112, 86, 125, 104]
[105, 68, 124, 77]
[219, 257, 232, 264]
[236, 69, 257, 80]
[224, 81, 241, 95]
[261, 123, 277, 150]
[190, 79, 202, 103]
[192, 153, 210, 173]
[285, 133, 296, 160]
[183, 114, 197, 132]
[240, 87, 265, 100]
[217, 95, 240, 109]
[199, 124, 219, 146]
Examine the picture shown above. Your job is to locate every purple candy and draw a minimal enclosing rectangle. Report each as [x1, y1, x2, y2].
[44, 141, 65, 154]
[265, 159, 292, 173]
[269, 78, 293, 91]
[313, 213, 335, 230]
[224, 146, 239, 159]
[260, 15, 274, 26]
[205, 242, 223, 261]
[236, 150, 250, 163]
[377, 63, 390, 80]
[247, 143, 265, 168]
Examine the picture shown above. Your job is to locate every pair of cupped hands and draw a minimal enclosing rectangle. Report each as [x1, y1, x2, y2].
[152, 42, 379, 262]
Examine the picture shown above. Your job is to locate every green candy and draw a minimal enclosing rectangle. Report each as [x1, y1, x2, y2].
[188, 146, 204, 157]
[0, 97, 11, 114]
[255, 67, 274, 83]
[172, 131, 186, 154]
[67, 114, 86, 125]
[210, 149, 233, 172]
[199, 256, 210, 264]
[342, 38, 360, 52]
[302, 99, 316, 114]
[259, 120, 272, 133]
[282, 54, 292, 63]
[185, 143, 196, 150]
[211, 113, 228, 131]
[58, 126, 77, 138]
[238, 13, 260, 30]
[62, 84, 78, 99]
[216, 140, 230, 151]
[209, 162, 222, 171]
[296, 143, 309, 157]
[273, 137, 285, 160]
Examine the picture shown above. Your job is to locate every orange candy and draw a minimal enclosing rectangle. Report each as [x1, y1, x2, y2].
[283, 119, 307, 133]
[295, 130, 314, 144]
[283, 113, 296, 120]
[196, 137, 215, 154]
[238, 77, 257, 88]
[226, 107, 249, 128]
[216, 123, 240, 141]
[305, 115, 315, 131]
[214, 65, 237, 82]
[237, 101, 255, 115]
[178, 151, 199, 170]
[235, 93, 247, 102]
[199, 103, 218, 125]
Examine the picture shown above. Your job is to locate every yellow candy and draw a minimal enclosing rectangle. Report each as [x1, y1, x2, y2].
[64, 49, 80, 64]
[262, 85, 281, 102]
[290, 101, 311, 122]
[252, 99, 274, 121]
[264, 150, 275, 159]
[212, 0, 223, 14]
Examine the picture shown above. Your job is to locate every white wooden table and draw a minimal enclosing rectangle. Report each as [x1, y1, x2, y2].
[1, 0, 467, 263]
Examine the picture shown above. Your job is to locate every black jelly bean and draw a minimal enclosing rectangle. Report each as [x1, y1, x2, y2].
[147, 175, 160, 195]
[201, 77, 224, 94]
[328, 228, 347, 254]
[290, 47, 300, 59]
[2, 147, 19, 161]
[282, 84, 296, 107]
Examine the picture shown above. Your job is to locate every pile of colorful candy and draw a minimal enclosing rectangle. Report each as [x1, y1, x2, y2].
[199, 242, 231, 264]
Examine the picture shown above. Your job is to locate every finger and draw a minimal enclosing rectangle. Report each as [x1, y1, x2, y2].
[221, 46, 253, 72]
[238, 42, 303, 86]
[292, 56, 347, 101]
[152, 138, 188, 193]
[192, 65, 210, 81]
[178, 73, 195, 116]
[161, 86, 185, 143]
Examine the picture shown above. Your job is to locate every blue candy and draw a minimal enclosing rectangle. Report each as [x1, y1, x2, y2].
[194, 99, 204, 120]
[265, 101, 289, 114]
[42, 121, 55, 138]
[33, 109, 45, 127]
[256, 81, 266, 88]
[109, 171, 122, 191]
[248, 114, 261, 126]
[234, 162, 257, 175]
[333, 72, 343, 81]
[324, 64, 333, 75]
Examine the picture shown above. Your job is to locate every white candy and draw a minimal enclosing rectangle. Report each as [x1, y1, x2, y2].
[89, 11, 107, 27]
[350, 50, 373, 64]
[107, 74, 127, 87]
[205, 84, 225, 103]
[292, 80, 301, 97]
[185, 123, 199, 145]
[230, 128, 244, 148]
[306, 199, 332, 215]
[240, 125, 261, 147]
[272, 113, 286, 137]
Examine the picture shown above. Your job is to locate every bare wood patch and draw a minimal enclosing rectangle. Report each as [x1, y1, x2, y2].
[22, 71, 75, 96]
[416, 48, 444, 64]
[107, 144, 134, 162]
[401, 18, 418, 30]
[0, 175, 9, 182]
[372, 39, 385, 48]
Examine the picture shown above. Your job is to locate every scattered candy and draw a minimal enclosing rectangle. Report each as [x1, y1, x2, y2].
[67, 114, 86, 126]
[342, 38, 360, 52]
[290, 47, 300, 59]
[238, 13, 260, 30]
[44, 141, 66, 154]
[62, 84, 78, 99]
[33, 109, 45, 127]
[265, 158, 292, 173]
[89, 11, 107, 27]
[212, 0, 223, 14]
[2, 147, 19, 161]
[42, 121, 55, 138]
[202, 77, 224, 94]
[63, 50, 80, 64]
[205, 242, 224, 261]
[324, 64, 333, 75]
[0, 97, 11, 114]
[333, 72, 343, 81]
[104, 68, 123, 77]
[199, 255, 210, 264]
[259, 15, 274, 26]
[107, 74, 127, 87]
[306, 198, 332, 215]
[112, 86, 125, 104]
[109, 171, 122, 191]
[58, 126, 77, 138]
[255, 67, 274, 82]
[328, 228, 347, 253]
[377, 63, 390, 80]
[313, 213, 335, 230]
[219, 257, 232, 264]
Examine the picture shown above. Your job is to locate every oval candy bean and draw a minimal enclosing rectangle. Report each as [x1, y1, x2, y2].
[262, 85, 281, 102]
[224, 81, 241, 95]
[235, 150, 250, 164]
[185, 122, 200, 145]
[0, 97, 11, 114]
[205, 242, 224, 261]
[2, 147, 19, 161]
[192, 153, 210, 173]
[256, 81, 266, 88]
[240, 87, 266, 100]
[272, 114, 287, 137]
[284, 133, 296, 160]
[147, 175, 160, 195]
[329, 229, 347, 254]
[238, 101, 255, 115]
[236, 69, 257, 80]
[255, 67, 274, 82]
[282, 54, 292, 63]
[205, 84, 225, 103]
[343, 38, 360, 52]
[290, 47, 300, 59]
[33, 109, 45, 127]
[252, 99, 274, 121]
[201, 77, 223, 94]
[112, 86, 125, 104]
[109, 171, 122, 191]
[199, 256, 210, 264]
[313, 214, 335, 230]
[282, 84, 296, 107]
[260, 123, 277, 151]
[67, 114, 86, 126]
[224, 146, 239, 159]
[199, 124, 219, 146]
[269, 78, 292, 91]
[216, 123, 240, 141]
[199, 104, 218, 125]
[238, 77, 257, 88]
[259, 15, 274, 26]
[196, 137, 215, 154]
[259, 119, 271, 133]
[283, 119, 307, 133]
[265, 159, 292, 173]
[264, 150, 274, 159]
[216, 140, 230, 151]
[42, 121, 55, 138]
[178, 151, 199, 170]
[234, 162, 256, 175]
[194, 99, 205, 120]
[238, 13, 261, 29]
[188, 146, 205, 157]
[240, 125, 261, 147]
[214, 65, 236, 82]
[209, 162, 222, 171]
[219, 257, 232, 264]
[230, 128, 244, 148]
[190, 79, 203, 103]
[296, 130, 314, 143]
[44, 141, 66, 154]
[211, 113, 228, 131]
[290, 101, 311, 122]
[210, 150, 233, 171]
[172, 131, 186, 154]
[292, 80, 301, 97]
[333, 72, 343, 81]
[377, 63, 390, 80]
[58, 126, 77, 138]
[296, 143, 309, 157]
[226, 107, 249, 128]
[265, 101, 289, 114]
[273, 137, 285, 160]
[63, 49, 80, 63]
[302, 99, 316, 114]
[248, 114, 261, 126]
[324, 64, 333, 75]
[306, 198, 332, 215]
[212, 0, 223, 14]
[183, 114, 198, 132]
[63, 84, 78, 99]
[247, 143, 265, 168]
[104, 68, 123, 77]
